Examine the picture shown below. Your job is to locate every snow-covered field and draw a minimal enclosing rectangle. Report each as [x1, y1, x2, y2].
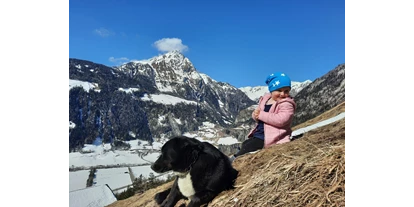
[69, 170, 90, 192]
[69, 128, 241, 195]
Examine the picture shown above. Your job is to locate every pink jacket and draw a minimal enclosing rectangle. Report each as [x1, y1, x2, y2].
[247, 93, 296, 148]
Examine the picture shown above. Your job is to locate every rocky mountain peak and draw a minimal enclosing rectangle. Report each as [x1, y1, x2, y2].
[149, 50, 194, 72]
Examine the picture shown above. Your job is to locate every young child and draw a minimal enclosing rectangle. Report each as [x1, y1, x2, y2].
[230, 72, 296, 162]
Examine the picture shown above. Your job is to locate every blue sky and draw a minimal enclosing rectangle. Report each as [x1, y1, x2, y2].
[69, 0, 344, 88]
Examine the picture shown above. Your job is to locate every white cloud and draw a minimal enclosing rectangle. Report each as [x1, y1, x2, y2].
[109, 57, 129, 65]
[94, 28, 114, 37]
[153, 38, 189, 53]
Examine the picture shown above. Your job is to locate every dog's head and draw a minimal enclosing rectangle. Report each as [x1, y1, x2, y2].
[151, 136, 203, 173]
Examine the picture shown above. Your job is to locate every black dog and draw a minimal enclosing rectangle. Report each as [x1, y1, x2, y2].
[151, 136, 239, 207]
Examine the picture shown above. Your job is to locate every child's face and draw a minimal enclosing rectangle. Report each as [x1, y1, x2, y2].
[271, 87, 291, 101]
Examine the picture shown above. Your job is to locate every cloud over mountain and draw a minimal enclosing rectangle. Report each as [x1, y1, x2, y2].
[153, 38, 189, 53]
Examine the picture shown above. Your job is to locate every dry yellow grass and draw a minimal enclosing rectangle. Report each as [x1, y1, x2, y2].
[107, 102, 345, 207]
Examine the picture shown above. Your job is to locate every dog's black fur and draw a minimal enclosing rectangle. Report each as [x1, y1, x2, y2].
[151, 136, 239, 207]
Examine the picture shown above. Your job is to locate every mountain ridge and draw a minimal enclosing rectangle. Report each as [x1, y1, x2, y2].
[69, 51, 344, 154]
[239, 79, 312, 102]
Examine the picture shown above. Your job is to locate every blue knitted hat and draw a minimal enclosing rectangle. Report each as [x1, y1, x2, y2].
[265, 72, 291, 92]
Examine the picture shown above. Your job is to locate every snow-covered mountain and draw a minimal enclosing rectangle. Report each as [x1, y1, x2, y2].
[69, 51, 255, 152]
[116, 50, 202, 95]
[116, 50, 255, 114]
[239, 80, 312, 102]
[70, 50, 343, 155]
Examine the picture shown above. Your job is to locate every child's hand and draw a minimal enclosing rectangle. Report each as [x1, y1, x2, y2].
[254, 108, 260, 120]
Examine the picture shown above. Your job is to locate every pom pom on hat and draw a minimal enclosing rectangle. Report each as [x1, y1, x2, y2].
[266, 72, 291, 92]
